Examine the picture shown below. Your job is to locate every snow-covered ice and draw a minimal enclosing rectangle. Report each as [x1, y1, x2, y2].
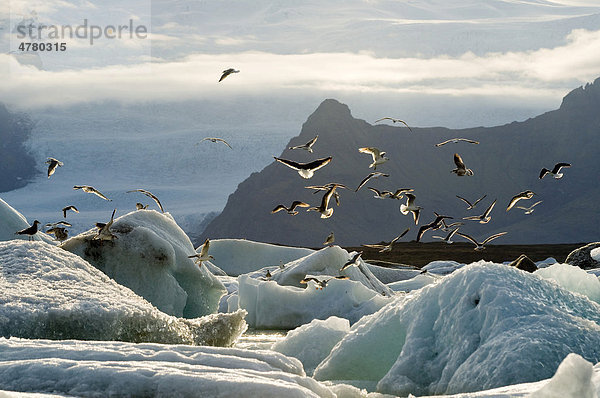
[0, 338, 337, 398]
[62, 209, 227, 318]
[238, 274, 390, 329]
[0, 240, 246, 346]
[314, 262, 600, 396]
[206, 239, 314, 276]
[592, 248, 600, 262]
[0, 197, 53, 244]
[530, 353, 596, 398]
[387, 272, 439, 292]
[272, 317, 350, 376]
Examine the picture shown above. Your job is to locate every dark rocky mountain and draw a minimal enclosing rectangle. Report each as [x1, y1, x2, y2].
[0, 104, 37, 192]
[201, 78, 600, 246]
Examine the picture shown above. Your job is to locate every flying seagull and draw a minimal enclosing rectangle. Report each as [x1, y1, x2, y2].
[289, 135, 318, 153]
[127, 189, 164, 213]
[271, 201, 310, 216]
[359, 147, 388, 170]
[506, 190, 535, 212]
[62, 205, 79, 218]
[432, 226, 460, 244]
[218, 68, 239, 82]
[440, 219, 464, 232]
[15, 220, 40, 241]
[539, 162, 571, 179]
[73, 185, 111, 201]
[300, 275, 349, 290]
[416, 213, 453, 243]
[436, 138, 479, 147]
[274, 156, 332, 179]
[516, 200, 543, 215]
[400, 193, 422, 225]
[451, 153, 474, 176]
[456, 194, 487, 210]
[456, 231, 507, 251]
[362, 228, 410, 252]
[374, 117, 413, 132]
[323, 231, 335, 246]
[367, 187, 393, 199]
[200, 137, 232, 149]
[45, 221, 72, 228]
[340, 251, 363, 271]
[355, 172, 389, 192]
[389, 188, 414, 200]
[463, 199, 497, 224]
[46, 157, 63, 178]
[188, 238, 214, 267]
[307, 185, 338, 218]
[306, 182, 349, 193]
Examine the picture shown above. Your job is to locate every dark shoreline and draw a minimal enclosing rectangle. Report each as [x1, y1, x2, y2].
[341, 242, 585, 268]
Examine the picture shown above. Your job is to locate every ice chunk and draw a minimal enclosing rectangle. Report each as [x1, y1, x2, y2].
[0, 240, 246, 346]
[314, 262, 600, 396]
[592, 248, 600, 262]
[272, 316, 350, 376]
[206, 238, 314, 276]
[387, 273, 439, 292]
[271, 246, 393, 297]
[421, 260, 464, 275]
[366, 263, 422, 284]
[238, 274, 390, 329]
[62, 209, 226, 318]
[535, 263, 600, 304]
[530, 353, 596, 398]
[0, 338, 338, 398]
[536, 257, 558, 268]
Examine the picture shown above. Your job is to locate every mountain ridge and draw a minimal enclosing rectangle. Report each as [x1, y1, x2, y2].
[200, 78, 600, 246]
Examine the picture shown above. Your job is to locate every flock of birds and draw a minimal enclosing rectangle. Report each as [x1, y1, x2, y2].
[14, 68, 573, 283]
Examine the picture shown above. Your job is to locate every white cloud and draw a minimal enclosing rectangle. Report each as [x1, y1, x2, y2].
[1, 28, 599, 109]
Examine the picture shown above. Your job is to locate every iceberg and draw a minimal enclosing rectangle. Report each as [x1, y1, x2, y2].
[0, 240, 246, 346]
[0, 197, 53, 244]
[314, 262, 600, 396]
[238, 274, 390, 329]
[535, 262, 600, 304]
[62, 209, 226, 318]
[206, 238, 314, 276]
[272, 316, 350, 376]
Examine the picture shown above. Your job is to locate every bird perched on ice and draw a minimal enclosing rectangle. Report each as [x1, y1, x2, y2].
[73, 185, 111, 201]
[188, 238, 214, 267]
[45, 226, 68, 242]
[300, 275, 349, 290]
[200, 137, 233, 149]
[463, 199, 496, 224]
[373, 117, 413, 132]
[136, 203, 148, 210]
[340, 251, 363, 271]
[289, 135, 318, 153]
[451, 153, 473, 176]
[218, 68, 239, 82]
[274, 156, 332, 179]
[323, 231, 335, 246]
[15, 220, 40, 240]
[359, 147, 388, 170]
[62, 205, 79, 218]
[400, 193, 422, 225]
[46, 157, 63, 178]
[95, 209, 117, 241]
[539, 162, 571, 179]
[506, 190, 535, 212]
[127, 189, 164, 213]
[271, 201, 310, 216]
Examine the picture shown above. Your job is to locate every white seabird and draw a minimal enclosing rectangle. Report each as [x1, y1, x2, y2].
[539, 162, 571, 179]
[188, 238, 214, 267]
[323, 231, 335, 246]
[374, 117, 413, 132]
[46, 157, 63, 178]
[289, 135, 318, 153]
[307, 185, 337, 218]
[362, 227, 410, 252]
[456, 194, 487, 210]
[451, 153, 473, 176]
[432, 226, 460, 244]
[456, 231, 507, 251]
[355, 172, 389, 192]
[506, 190, 535, 212]
[400, 193, 422, 225]
[274, 156, 332, 179]
[463, 199, 497, 224]
[218, 68, 239, 82]
[359, 147, 388, 170]
[516, 200, 543, 215]
[271, 201, 310, 216]
[73, 185, 112, 201]
[62, 205, 79, 218]
[436, 138, 479, 147]
[340, 251, 363, 271]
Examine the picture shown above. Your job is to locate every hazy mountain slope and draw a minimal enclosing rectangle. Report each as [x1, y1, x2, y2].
[0, 105, 37, 192]
[201, 78, 600, 246]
